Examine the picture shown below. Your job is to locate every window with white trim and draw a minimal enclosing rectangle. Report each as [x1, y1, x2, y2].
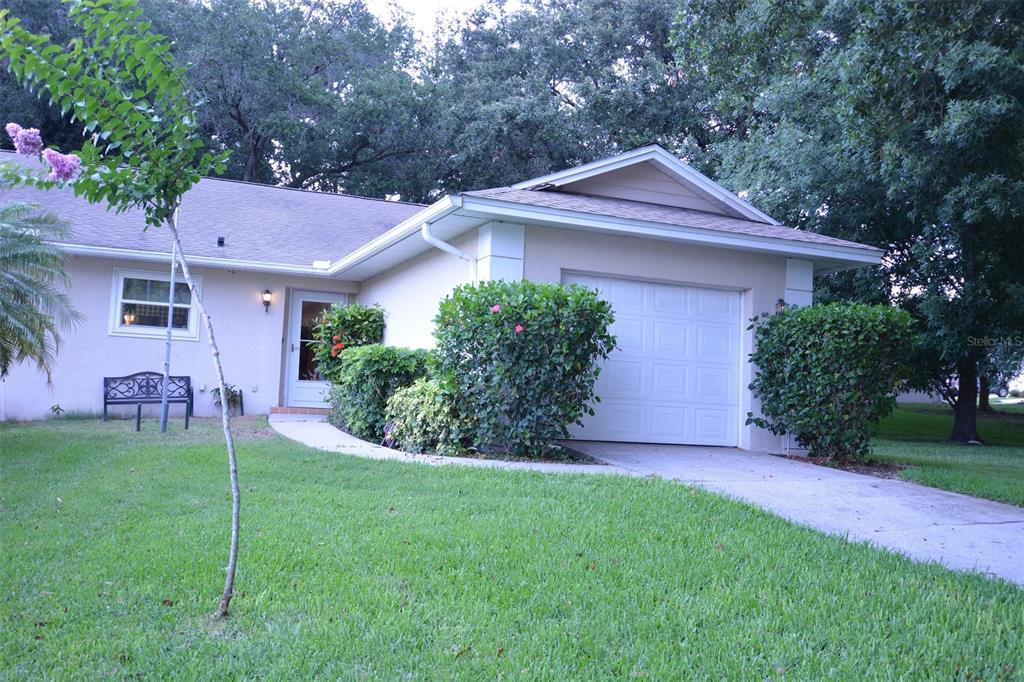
[109, 268, 201, 340]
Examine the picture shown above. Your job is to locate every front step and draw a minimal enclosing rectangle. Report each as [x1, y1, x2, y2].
[270, 406, 330, 415]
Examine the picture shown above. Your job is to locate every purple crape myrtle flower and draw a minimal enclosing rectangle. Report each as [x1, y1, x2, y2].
[5, 122, 44, 156]
[41, 148, 82, 182]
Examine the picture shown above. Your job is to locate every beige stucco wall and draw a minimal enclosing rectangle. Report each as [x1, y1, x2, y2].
[523, 226, 788, 452]
[356, 230, 477, 348]
[1, 255, 354, 421]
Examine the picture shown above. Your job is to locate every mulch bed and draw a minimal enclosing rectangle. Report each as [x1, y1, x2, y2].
[773, 453, 907, 480]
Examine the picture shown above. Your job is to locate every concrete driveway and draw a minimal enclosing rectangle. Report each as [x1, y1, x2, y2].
[572, 441, 1024, 586]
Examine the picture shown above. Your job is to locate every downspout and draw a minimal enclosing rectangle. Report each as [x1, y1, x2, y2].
[421, 220, 477, 283]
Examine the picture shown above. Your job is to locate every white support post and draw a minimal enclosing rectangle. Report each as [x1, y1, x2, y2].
[476, 222, 525, 281]
[784, 258, 814, 307]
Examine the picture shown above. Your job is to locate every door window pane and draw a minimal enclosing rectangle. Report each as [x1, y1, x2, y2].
[297, 301, 331, 381]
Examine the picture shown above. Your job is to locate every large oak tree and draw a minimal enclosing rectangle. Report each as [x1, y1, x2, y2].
[673, 0, 1024, 442]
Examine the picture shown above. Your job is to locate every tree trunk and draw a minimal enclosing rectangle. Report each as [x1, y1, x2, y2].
[242, 135, 262, 183]
[951, 222, 983, 443]
[166, 217, 241, 618]
[950, 355, 982, 443]
[978, 375, 991, 412]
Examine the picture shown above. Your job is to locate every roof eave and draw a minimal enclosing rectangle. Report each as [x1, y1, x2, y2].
[456, 195, 883, 269]
[53, 242, 335, 277]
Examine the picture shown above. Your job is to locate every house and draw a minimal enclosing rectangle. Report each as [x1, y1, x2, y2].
[1, 145, 882, 450]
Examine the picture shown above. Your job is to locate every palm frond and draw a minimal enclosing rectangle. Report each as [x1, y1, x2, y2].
[0, 201, 83, 378]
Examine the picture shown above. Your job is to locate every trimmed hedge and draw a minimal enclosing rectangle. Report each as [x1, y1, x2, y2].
[384, 378, 460, 454]
[434, 280, 616, 458]
[313, 303, 385, 383]
[327, 344, 429, 441]
[747, 303, 915, 462]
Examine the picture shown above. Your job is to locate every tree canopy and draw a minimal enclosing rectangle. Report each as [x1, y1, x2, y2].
[670, 0, 1024, 441]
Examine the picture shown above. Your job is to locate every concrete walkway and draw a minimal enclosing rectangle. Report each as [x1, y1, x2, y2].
[573, 441, 1023, 586]
[268, 414, 624, 475]
[269, 415, 1023, 586]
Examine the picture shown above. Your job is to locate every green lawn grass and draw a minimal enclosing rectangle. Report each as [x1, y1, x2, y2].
[2, 418, 1022, 680]
[872, 403, 1024, 506]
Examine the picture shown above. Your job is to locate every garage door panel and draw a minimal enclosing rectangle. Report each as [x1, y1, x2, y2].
[610, 317, 646, 353]
[694, 325, 738, 362]
[651, 320, 689, 356]
[568, 273, 606, 294]
[693, 366, 736, 404]
[599, 359, 645, 396]
[652, 284, 692, 316]
[565, 273, 741, 446]
[576, 399, 645, 438]
[697, 288, 740, 319]
[608, 279, 646, 313]
[693, 407, 739, 445]
[650, 404, 687, 440]
[649, 361, 688, 398]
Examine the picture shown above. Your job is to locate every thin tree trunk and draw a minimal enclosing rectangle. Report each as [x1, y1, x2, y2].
[950, 355, 982, 443]
[978, 375, 991, 412]
[159, 232, 178, 433]
[165, 217, 241, 618]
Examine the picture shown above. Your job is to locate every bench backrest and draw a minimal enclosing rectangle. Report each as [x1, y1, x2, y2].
[103, 372, 191, 403]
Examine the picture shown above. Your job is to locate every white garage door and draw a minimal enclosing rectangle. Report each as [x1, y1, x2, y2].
[565, 273, 741, 446]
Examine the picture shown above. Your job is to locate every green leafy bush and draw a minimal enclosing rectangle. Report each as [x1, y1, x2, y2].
[748, 303, 916, 462]
[313, 303, 385, 383]
[211, 383, 243, 414]
[384, 378, 461, 454]
[434, 280, 616, 458]
[327, 344, 429, 441]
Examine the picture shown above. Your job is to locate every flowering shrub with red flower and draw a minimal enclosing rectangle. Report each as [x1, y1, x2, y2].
[312, 302, 384, 382]
[434, 280, 616, 458]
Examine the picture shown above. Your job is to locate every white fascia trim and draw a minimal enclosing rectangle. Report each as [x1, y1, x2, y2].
[326, 195, 462, 276]
[512, 144, 781, 226]
[512, 145, 663, 188]
[54, 242, 333, 276]
[458, 195, 883, 266]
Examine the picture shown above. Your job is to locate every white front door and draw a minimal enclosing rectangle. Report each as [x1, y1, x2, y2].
[285, 290, 347, 408]
[564, 273, 742, 446]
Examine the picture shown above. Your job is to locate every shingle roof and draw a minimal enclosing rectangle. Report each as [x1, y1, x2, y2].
[462, 187, 881, 253]
[0, 151, 425, 267]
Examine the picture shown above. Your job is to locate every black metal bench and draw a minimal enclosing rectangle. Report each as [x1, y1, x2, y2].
[103, 372, 193, 431]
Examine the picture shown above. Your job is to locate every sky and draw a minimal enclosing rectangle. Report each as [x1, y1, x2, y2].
[363, 0, 491, 39]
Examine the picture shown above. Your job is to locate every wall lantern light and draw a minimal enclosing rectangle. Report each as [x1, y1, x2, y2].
[262, 289, 273, 313]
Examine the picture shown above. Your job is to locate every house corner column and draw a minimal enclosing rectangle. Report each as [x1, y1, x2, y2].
[784, 258, 814, 307]
[477, 222, 525, 282]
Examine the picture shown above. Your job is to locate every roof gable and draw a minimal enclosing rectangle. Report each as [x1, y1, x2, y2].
[512, 145, 779, 225]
